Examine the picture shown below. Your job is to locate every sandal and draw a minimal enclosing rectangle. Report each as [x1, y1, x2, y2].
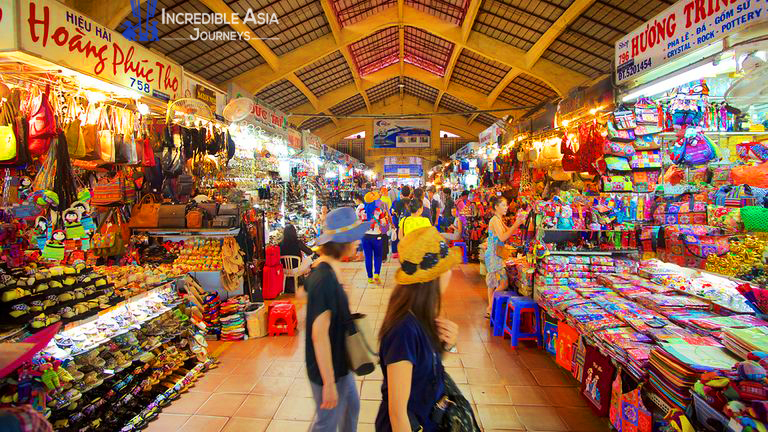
[9, 303, 29, 318]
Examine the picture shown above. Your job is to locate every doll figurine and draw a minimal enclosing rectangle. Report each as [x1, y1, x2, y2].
[34, 217, 50, 250]
[71, 201, 96, 233]
[63, 208, 86, 240]
[18, 177, 33, 202]
[557, 204, 574, 230]
[42, 230, 66, 261]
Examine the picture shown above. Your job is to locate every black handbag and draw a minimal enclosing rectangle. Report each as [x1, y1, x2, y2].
[158, 204, 186, 228]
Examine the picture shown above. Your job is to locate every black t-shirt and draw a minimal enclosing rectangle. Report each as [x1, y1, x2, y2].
[305, 262, 351, 385]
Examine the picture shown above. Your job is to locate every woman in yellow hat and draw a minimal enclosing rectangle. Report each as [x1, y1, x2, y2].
[376, 227, 480, 431]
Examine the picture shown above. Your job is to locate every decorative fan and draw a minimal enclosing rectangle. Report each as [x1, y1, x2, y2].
[223, 98, 254, 122]
[725, 53, 768, 111]
[166, 98, 213, 124]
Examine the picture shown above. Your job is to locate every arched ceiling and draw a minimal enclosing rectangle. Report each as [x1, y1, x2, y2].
[72, 0, 673, 131]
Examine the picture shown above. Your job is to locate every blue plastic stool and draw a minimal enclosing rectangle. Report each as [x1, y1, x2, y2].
[490, 291, 515, 337]
[452, 241, 469, 264]
[503, 297, 542, 349]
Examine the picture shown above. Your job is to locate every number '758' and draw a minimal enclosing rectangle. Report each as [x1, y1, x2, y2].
[130, 77, 150, 93]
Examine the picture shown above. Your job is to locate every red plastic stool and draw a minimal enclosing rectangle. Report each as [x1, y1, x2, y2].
[268, 302, 297, 336]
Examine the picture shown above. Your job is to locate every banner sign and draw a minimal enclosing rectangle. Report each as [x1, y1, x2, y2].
[286, 128, 302, 151]
[374, 119, 431, 148]
[383, 156, 423, 177]
[615, 0, 768, 83]
[0, 0, 16, 51]
[251, 99, 288, 130]
[479, 123, 504, 147]
[19, 0, 182, 101]
[302, 130, 323, 156]
[195, 85, 216, 111]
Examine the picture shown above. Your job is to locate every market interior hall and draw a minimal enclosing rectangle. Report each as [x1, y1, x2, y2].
[0, 0, 766, 431]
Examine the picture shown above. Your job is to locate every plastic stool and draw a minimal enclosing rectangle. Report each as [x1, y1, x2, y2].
[503, 297, 542, 349]
[452, 241, 469, 264]
[490, 291, 515, 337]
[268, 302, 297, 336]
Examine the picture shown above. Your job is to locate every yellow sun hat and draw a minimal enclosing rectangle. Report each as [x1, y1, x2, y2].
[364, 191, 380, 203]
[396, 226, 462, 285]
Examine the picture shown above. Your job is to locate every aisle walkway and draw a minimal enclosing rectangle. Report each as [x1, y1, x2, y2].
[149, 262, 611, 432]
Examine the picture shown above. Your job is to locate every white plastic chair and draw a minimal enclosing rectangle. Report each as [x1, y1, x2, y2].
[281, 255, 302, 294]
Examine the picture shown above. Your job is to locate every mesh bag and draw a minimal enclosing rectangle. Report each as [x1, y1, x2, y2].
[741, 206, 768, 232]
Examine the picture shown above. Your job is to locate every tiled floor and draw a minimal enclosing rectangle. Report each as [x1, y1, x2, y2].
[149, 261, 611, 432]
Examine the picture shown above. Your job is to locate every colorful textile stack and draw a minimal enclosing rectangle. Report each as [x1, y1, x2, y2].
[648, 343, 739, 410]
[219, 297, 248, 341]
[722, 327, 768, 359]
[593, 327, 654, 379]
[203, 293, 221, 337]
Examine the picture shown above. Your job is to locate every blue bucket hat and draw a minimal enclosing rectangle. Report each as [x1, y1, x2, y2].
[316, 207, 368, 245]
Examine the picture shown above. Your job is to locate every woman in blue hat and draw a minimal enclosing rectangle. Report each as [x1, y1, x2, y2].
[305, 207, 368, 432]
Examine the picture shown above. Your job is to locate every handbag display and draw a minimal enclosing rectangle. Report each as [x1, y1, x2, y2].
[97, 106, 115, 163]
[741, 206, 768, 232]
[128, 194, 160, 228]
[27, 85, 56, 157]
[186, 208, 205, 229]
[670, 132, 717, 166]
[91, 175, 125, 206]
[610, 372, 652, 432]
[198, 202, 218, 220]
[64, 102, 85, 159]
[80, 104, 100, 161]
[158, 204, 186, 228]
[602, 176, 633, 192]
[92, 209, 125, 258]
[211, 215, 236, 228]
[630, 150, 662, 169]
[712, 184, 757, 208]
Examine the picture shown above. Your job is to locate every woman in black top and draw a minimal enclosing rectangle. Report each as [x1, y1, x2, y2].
[279, 224, 314, 292]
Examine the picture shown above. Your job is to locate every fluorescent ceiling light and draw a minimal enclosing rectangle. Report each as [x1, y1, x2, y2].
[622, 57, 737, 102]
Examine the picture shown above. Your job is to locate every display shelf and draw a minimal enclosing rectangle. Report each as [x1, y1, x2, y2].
[548, 250, 639, 256]
[131, 228, 240, 237]
[54, 300, 183, 361]
[541, 229, 638, 232]
[659, 131, 768, 136]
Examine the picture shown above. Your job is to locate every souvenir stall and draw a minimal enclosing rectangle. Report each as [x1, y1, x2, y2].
[510, 5, 768, 432]
[0, 0, 221, 429]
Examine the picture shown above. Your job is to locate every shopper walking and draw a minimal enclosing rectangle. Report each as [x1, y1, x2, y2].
[414, 188, 431, 222]
[398, 199, 432, 240]
[484, 196, 527, 317]
[362, 192, 389, 285]
[390, 186, 411, 258]
[305, 207, 367, 432]
[376, 226, 479, 432]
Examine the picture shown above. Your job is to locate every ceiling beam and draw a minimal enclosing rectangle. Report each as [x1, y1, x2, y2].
[320, 0, 371, 113]
[199, 0, 280, 71]
[488, 68, 521, 106]
[229, 5, 588, 98]
[435, 46, 463, 112]
[433, 90, 445, 113]
[525, 0, 599, 67]
[467, 113, 479, 125]
[461, 0, 482, 42]
[288, 63, 515, 122]
[287, 73, 320, 110]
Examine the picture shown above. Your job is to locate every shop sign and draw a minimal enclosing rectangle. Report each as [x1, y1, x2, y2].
[373, 119, 431, 148]
[286, 128, 302, 151]
[250, 100, 288, 130]
[0, 0, 17, 51]
[383, 156, 423, 177]
[302, 130, 323, 156]
[479, 124, 504, 147]
[195, 85, 216, 112]
[19, 0, 182, 101]
[615, 0, 768, 84]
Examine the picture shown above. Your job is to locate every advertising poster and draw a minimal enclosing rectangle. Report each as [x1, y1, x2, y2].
[373, 119, 431, 148]
[383, 156, 423, 177]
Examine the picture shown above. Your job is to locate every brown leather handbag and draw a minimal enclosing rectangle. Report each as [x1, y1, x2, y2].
[128, 194, 160, 228]
[186, 208, 204, 229]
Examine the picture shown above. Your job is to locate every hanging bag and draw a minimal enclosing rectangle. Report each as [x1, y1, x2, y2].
[128, 194, 160, 228]
[609, 372, 652, 432]
[91, 209, 125, 258]
[27, 85, 56, 157]
[80, 103, 100, 161]
[97, 105, 115, 163]
[0, 94, 18, 164]
[91, 174, 125, 206]
[613, 107, 637, 130]
[64, 99, 86, 159]
[113, 108, 128, 164]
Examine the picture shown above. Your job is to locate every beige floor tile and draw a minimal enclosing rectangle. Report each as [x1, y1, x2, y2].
[274, 397, 316, 422]
[264, 361, 304, 378]
[221, 417, 270, 432]
[233, 394, 283, 419]
[476, 404, 525, 430]
[359, 400, 380, 424]
[265, 420, 311, 432]
[177, 415, 229, 432]
[445, 367, 468, 384]
[506, 385, 551, 406]
[196, 393, 248, 417]
[286, 378, 315, 398]
[164, 392, 212, 415]
[466, 367, 503, 385]
[250, 376, 294, 396]
[470, 385, 511, 404]
[360, 380, 382, 400]
[515, 405, 569, 431]
[145, 414, 190, 432]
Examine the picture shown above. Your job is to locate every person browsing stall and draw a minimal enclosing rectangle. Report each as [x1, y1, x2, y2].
[484, 195, 528, 318]
[398, 199, 432, 240]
